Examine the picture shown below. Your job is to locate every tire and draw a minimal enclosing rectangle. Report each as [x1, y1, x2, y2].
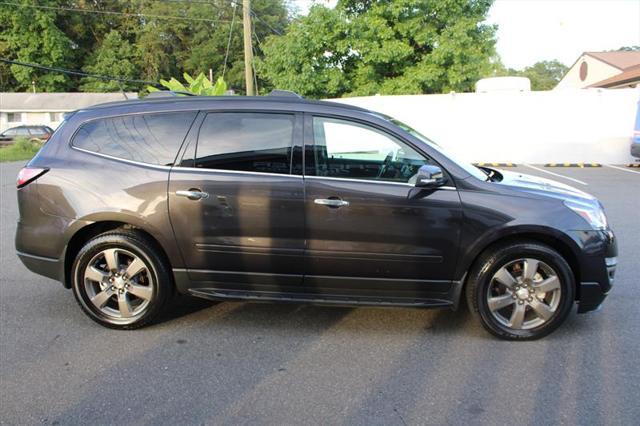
[71, 230, 173, 329]
[466, 242, 575, 340]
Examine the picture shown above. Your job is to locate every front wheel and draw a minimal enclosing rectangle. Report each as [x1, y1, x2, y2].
[466, 242, 575, 340]
[71, 230, 173, 329]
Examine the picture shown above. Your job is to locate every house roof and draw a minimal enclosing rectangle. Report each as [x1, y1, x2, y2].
[589, 64, 640, 88]
[0, 92, 137, 112]
[584, 51, 640, 70]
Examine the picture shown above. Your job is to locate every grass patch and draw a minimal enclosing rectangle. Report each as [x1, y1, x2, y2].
[0, 137, 43, 162]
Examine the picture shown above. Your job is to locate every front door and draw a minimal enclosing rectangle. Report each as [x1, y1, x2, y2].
[303, 115, 463, 302]
[168, 111, 305, 293]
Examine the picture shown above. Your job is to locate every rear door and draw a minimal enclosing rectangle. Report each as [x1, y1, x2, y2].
[302, 115, 463, 302]
[168, 111, 305, 292]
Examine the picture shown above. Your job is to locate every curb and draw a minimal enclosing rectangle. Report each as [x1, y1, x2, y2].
[473, 163, 517, 167]
[544, 163, 602, 168]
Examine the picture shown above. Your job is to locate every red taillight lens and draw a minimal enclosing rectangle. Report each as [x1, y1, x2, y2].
[16, 167, 48, 188]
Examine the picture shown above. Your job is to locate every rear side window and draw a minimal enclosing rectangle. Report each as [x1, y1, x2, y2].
[195, 112, 294, 174]
[72, 112, 197, 166]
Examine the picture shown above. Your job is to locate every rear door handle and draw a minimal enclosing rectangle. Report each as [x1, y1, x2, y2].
[314, 198, 349, 208]
[176, 189, 209, 200]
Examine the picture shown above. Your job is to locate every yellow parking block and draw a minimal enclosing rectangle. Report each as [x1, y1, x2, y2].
[544, 163, 602, 168]
[473, 163, 517, 167]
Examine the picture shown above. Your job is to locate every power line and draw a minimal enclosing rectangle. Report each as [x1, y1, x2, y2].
[222, 3, 239, 78]
[0, 1, 233, 23]
[0, 58, 159, 87]
[229, 0, 284, 35]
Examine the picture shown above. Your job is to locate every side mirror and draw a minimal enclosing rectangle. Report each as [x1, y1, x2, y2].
[415, 165, 445, 188]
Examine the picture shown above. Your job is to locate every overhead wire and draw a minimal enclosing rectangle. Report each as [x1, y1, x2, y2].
[0, 58, 159, 87]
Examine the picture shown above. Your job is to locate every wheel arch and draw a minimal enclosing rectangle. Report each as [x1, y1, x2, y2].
[456, 227, 583, 305]
[62, 220, 174, 289]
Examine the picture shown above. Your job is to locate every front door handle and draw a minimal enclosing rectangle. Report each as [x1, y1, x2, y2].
[314, 198, 349, 208]
[176, 189, 209, 200]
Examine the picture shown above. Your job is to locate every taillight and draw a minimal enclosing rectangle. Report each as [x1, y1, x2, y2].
[16, 167, 48, 188]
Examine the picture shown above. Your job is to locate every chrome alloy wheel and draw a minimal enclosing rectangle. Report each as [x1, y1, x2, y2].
[83, 248, 154, 321]
[487, 258, 562, 330]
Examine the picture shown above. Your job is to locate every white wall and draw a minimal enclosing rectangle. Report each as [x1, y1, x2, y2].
[332, 88, 639, 164]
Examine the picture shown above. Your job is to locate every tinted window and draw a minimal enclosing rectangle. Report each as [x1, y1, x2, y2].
[307, 117, 434, 183]
[72, 112, 197, 165]
[195, 112, 294, 174]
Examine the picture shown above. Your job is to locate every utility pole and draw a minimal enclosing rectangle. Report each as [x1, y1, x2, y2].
[242, 0, 255, 96]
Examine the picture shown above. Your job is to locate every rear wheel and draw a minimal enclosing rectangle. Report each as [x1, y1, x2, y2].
[71, 230, 172, 329]
[466, 242, 575, 340]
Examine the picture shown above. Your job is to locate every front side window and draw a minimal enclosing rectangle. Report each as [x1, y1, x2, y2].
[307, 117, 435, 183]
[195, 112, 294, 174]
[72, 112, 197, 165]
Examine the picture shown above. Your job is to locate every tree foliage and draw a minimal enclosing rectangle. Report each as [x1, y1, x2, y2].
[80, 30, 139, 92]
[0, 0, 75, 91]
[147, 72, 227, 96]
[0, 0, 289, 93]
[257, 0, 497, 98]
[493, 59, 568, 91]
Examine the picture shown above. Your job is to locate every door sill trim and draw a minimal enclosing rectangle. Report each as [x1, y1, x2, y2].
[188, 288, 453, 308]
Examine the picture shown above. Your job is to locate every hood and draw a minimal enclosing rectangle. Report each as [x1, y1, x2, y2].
[495, 169, 597, 204]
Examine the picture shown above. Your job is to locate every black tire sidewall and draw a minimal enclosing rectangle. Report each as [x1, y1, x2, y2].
[472, 243, 575, 340]
[71, 232, 170, 329]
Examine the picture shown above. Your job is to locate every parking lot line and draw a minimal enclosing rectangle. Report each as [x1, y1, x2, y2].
[604, 164, 640, 175]
[523, 164, 588, 186]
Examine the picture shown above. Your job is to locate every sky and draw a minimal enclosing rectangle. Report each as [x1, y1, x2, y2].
[487, 0, 640, 69]
[293, 0, 640, 70]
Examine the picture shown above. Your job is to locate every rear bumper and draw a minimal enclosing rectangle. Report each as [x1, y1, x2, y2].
[16, 251, 63, 282]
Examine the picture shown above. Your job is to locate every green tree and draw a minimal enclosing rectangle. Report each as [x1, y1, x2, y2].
[519, 60, 568, 91]
[491, 59, 568, 91]
[132, 0, 289, 94]
[257, 0, 497, 98]
[0, 0, 75, 91]
[80, 30, 139, 92]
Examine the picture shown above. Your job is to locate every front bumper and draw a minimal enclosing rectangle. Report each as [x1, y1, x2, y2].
[573, 229, 617, 313]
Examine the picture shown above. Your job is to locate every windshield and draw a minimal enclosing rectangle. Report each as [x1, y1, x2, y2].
[381, 114, 489, 181]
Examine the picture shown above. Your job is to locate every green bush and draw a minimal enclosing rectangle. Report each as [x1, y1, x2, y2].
[0, 137, 43, 162]
[146, 72, 227, 96]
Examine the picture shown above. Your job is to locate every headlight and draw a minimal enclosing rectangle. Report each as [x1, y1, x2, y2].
[564, 199, 608, 230]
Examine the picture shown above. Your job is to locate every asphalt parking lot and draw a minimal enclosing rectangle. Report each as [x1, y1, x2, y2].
[1, 161, 639, 425]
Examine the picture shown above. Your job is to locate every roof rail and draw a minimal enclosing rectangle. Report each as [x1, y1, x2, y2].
[146, 90, 196, 98]
[268, 89, 303, 99]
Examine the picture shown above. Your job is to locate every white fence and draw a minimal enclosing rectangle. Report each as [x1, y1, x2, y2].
[332, 88, 639, 164]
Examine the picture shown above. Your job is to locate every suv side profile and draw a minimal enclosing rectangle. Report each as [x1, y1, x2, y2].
[0, 125, 54, 146]
[15, 93, 617, 340]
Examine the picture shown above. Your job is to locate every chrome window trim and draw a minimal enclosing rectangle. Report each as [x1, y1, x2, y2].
[71, 146, 173, 170]
[173, 166, 304, 179]
[71, 146, 304, 178]
[72, 147, 456, 187]
[304, 175, 457, 190]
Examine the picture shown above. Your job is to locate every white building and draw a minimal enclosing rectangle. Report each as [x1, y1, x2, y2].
[555, 51, 640, 90]
[0, 92, 137, 132]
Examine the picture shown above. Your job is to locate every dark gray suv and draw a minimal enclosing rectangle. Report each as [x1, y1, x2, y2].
[15, 92, 617, 340]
